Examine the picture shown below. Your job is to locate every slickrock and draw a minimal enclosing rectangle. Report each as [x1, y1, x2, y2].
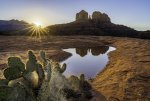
[92, 37, 150, 101]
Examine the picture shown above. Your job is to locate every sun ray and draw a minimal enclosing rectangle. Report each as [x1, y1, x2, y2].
[21, 22, 48, 41]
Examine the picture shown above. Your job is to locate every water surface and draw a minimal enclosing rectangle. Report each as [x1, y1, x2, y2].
[61, 46, 115, 79]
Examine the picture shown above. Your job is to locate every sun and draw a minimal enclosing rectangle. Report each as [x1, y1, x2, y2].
[23, 20, 48, 40]
[34, 21, 42, 27]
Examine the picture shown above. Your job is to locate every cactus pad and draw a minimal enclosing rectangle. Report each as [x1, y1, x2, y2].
[4, 57, 25, 80]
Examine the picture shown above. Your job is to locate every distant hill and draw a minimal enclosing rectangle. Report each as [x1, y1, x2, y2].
[0, 20, 31, 35]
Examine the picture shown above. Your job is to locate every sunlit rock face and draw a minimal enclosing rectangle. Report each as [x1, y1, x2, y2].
[76, 10, 89, 21]
[75, 10, 111, 23]
[92, 11, 111, 23]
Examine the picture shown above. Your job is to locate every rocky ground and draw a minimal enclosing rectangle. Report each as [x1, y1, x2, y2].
[91, 37, 150, 101]
[0, 36, 149, 101]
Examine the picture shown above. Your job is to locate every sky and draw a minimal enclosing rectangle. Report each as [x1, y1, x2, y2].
[0, 0, 150, 31]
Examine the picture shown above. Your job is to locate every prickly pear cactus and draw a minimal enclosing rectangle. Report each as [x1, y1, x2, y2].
[40, 51, 48, 67]
[44, 63, 51, 82]
[79, 74, 92, 91]
[40, 51, 51, 81]
[52, 62, 61, 72]
[60, 63, 67, 73]
[28, 51, 37, 62]
[4, 57, 25, 80]
[23, 71, 39, 88]
[40, 51, 46, 60]
[36, 64, 45, 85]
[4, 68, 22, 80]
[40, 51, 46, 61]
[68, 75, 80, 91]
[24, 51, 45, 88]
[8, 57, 25, 71]
[0, 50, 95, 101]
[80, 74, 85, 83]
[26, 51, 38, 72]
[53, 62, 67, 74]
[38, 61, 68, 101]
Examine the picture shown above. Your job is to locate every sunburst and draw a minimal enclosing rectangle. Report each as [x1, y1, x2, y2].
[34, 21, 42, 27]
[23, 22, 49, 41]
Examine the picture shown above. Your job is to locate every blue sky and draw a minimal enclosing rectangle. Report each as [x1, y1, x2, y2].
[0, 0, 150, 31]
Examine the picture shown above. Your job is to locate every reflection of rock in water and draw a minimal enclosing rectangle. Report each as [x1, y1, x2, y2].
[76, 46, 109, 56]
[76, 48, 89, 57]
[91, 46, 109, 56]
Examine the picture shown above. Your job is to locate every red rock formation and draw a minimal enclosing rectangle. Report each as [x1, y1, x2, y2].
[92, 11, 111, 23]
[76, 10, 88, 21]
